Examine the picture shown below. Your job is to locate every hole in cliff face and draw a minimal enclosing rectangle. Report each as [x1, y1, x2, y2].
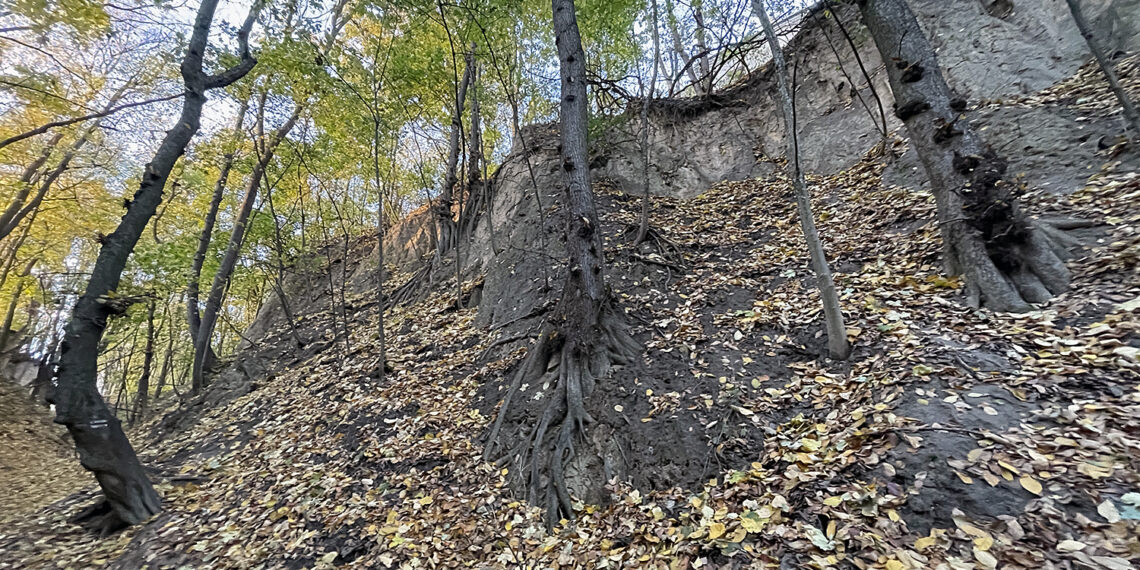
[981, 0, 1014, 18]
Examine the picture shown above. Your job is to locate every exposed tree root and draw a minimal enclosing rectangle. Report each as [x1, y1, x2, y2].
[950, 206, 1089, 312]
[483, 303, 639, 527]
[386, 264, 432, 309]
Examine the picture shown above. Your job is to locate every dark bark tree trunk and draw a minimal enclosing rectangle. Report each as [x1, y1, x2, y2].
[48, 0, 260, 530]
[0, 258, 35, 350]
[186, 97, 249, 374]
[857, 0, 1074, 312]
[1063, 0, 1140, 140]
[483, 0, 640, 527]
[752, 0, 850, 359]
[192, 106, 301, 394]
[130, 300, 155, 426]
[436, 47, 474, 258]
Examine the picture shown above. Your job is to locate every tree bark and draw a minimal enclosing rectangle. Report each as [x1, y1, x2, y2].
[130, 300, 155, 426]
[1063, 0, 1140, 140]
[49, 0, 260, 529]
[192, 106, 301, 394]
[857, 0, 1071, 312]
[635, 0, 662, 244]
[664, 0, 703, 95]
[187, 97, 249, 373]
[436, 47, 474, 258]
[752, 0, 850, 359]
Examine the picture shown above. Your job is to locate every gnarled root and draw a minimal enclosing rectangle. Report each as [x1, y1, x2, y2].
[954, 217, 1089, 312]
[483, 305, 639, 527]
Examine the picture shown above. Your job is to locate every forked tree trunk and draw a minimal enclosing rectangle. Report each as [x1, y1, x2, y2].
[49, 0, 259, 529]
[752, 0, 850, 359]
[1063, 0, 1140, 140]
[187, 97, 249, 374]
[664, 0, 703, 95]
[436, 52, 474, 257]
[857, 0, 1073, 312]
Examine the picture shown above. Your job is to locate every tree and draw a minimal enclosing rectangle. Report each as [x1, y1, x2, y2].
[634, 0, 661, 245]
[186, 97, 250, 377]
[483, 0, 640, 526]
[192, 103, 302, 394]
[1063, 0, 1140, 140]
[47, 0, 261, 529]
[855, 0, 1077, 312]
[751, 0, 849, 359]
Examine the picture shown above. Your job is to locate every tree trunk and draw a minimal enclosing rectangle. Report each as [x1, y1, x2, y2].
[636, 0, 662, 245]
[49, 0, 259, 530]
[482, 0, 641, 528]
[857, 0, 1072, 312]
[691, 0, 713, 92]
[192, 106, 301, 394]
[752, 0, 850, 359]
[0, 258, 36, 351]
[0, 81, 130, 241]
[0, 133, 62, 237]
[187, 97, 249, 374]
[131, 300, 155, 426]
[436, 50, 474, 257]
[1063, 0, 1140, 140]
[664, 0, 703, 95]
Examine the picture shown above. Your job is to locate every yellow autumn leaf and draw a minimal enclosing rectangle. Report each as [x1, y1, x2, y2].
[1019, 475, 1042, 495]
[914, 536, 937, 550]
[885, 560, 905, 570]
[707, 522, 726, 540]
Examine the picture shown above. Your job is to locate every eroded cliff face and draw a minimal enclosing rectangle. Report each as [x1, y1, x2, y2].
[239, 0, 1136, 358]
[596, 0, 1140, 201]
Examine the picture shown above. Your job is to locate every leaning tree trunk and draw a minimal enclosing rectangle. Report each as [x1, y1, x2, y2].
[187, 97, 248, 374]
[482, 0, 640, 527]
[48, 0, 259, 530]
[1063, 0, 1140, 140]
[192, 106, 301, 395]
[857, 0, 1075, 312]
[752, 0, 850, 359]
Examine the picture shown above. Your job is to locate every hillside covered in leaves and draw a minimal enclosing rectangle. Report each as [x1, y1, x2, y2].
[3, 0, 1140, 568]
[3, 46, 1140, 567]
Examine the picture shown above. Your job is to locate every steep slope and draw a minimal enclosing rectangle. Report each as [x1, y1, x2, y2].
[0, 378, 91, 520]
[2, 5, 1139, 570]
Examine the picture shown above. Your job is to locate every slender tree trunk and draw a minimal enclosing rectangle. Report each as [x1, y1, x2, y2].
[664, 0, 703, 95]
[153, 300, 174, 402]
[371, 121, 387, 382]
[0, 133, 62, 237]
[193, 106, 301, 394]
[691, 0, 712, 92]
[857, 0, 1073, 311]
[0, 258, 36, 350]
[1064, 0, 1140, 140]
[49, 0, 259, 529]
[187, 97, 249, 372]
[752, 0, 849, 359]
[636, 0, 662, 245]
[0, 82, 130, 241]
[436, 50, 474, 258]
[130, 300, 155, 426]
